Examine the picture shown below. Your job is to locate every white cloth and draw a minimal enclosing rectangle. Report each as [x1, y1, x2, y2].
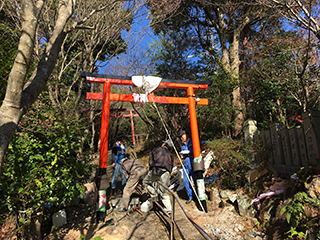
[176, 169, 185, 192]
[132, 93, 148, 104]
[132, 76, 162, 95]
[203, 150, 215, 177]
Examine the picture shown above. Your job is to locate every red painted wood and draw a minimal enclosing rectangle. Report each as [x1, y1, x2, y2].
[87, 93, 209, 105]
[130, 110, 135, 145]
[86, 76, 133, 85]
[86, 76, 209, 90]
[99, 82, 111, 169]
[187, 87, 201, 159]
[84, 72, 209, 212]
[85, 75, 209, 170]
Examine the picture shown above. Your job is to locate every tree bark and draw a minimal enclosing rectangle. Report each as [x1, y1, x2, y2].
[0, 0, 74, 178]
[229, 29, 246, 137]
[193, 2, 257, 137]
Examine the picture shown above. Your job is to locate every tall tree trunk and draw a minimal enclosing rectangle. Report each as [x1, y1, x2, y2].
[230, 31, 244, 137]
[0, 0, 42, 178]
[219, 30, 244, 137]
[0, 0, 74, 178]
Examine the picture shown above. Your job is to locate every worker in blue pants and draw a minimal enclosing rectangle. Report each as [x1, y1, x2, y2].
[111, 133, 127, 196]
[179, 130, 196, 204]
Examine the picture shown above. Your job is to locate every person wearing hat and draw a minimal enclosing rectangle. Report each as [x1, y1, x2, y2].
[111, 133, 127, 196]
[142, 139, 174, 215]
[179, 130, 196, 204]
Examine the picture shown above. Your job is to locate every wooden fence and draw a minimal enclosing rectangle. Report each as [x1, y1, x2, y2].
[243, 110, 320, 173]
[258, 109, 320, 174]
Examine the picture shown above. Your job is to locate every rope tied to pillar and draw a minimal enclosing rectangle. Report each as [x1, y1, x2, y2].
[148, 94, 216, 236]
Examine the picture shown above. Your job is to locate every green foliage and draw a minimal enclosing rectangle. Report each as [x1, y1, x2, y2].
[146, 30, 204, 141]
[137, 101, 175, 148]
[198, 54, 238, 138]
[280, 192, 320, 239]
[203, 139, 252, 190]
[0, 95, 94, 235]
[242, 30, 318, 129]
[146, 29, 238, 139]
[148, 0, 320, 135]
[148, 31, 201, 81]
[147, 26, 243, 138]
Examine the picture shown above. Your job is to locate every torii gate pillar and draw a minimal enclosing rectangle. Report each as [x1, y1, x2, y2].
[100, 82, 111, 170]
[188, 87, 202, 167]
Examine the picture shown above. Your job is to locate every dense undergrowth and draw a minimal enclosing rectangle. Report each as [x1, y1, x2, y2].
[0, 103, 93, 239]
[202, 138, 320, 239]
[202, 138, 263, 192]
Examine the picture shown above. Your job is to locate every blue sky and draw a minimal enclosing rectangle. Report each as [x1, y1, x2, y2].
[98, 7, 158, 76]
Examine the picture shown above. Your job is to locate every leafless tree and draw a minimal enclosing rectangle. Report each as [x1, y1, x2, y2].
[261, 0, 320, 40]
[258, 0, 320, 111]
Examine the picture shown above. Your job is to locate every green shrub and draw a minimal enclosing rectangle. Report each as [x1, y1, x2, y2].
[281, 191, 320, 239]
[0, 103, 94, 238]
[203, 138, 256, 191]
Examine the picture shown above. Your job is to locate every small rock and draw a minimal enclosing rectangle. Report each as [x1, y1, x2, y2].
[306, 176, 320, 200]
[236, 194, 258, 218]
[209, 188, 221, 208]
[220, 189, 235, 199]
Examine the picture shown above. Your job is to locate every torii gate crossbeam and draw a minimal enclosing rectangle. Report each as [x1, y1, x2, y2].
[81, 71, 212, 212]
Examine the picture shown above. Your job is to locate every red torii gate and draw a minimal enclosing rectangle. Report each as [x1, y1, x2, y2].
[80, 71, 212, 211]
[110, 108, 139, 145]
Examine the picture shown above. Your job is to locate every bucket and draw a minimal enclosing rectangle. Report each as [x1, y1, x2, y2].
[52, 209, 67, 227]
[140, 200, 153, 213]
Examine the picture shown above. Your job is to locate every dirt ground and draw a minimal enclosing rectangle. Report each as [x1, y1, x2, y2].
[44, 187, 257, 240]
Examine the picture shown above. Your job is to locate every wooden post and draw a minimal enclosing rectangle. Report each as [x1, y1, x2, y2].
[297, 127, 309, 167]
[288, 128, 301, 166]
[280, 128, 293, 166]
[187, 87, 207, 212]
[99, 82, 111, 170]
[187, 87, 201, 159]
[130, 110, 135, 145]
[171, 195, 175, 240]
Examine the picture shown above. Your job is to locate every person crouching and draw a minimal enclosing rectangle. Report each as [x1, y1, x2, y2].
[115, 157, 147, 212]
